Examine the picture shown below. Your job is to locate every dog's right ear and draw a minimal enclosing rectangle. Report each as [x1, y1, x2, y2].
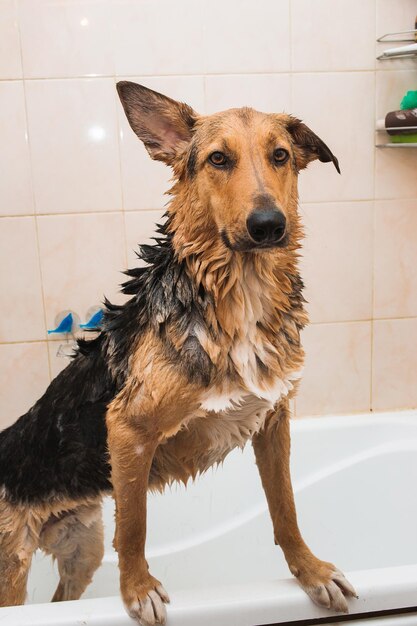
[117, 81, 198, 165]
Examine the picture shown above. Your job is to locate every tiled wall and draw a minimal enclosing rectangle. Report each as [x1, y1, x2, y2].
[1, 0, 416, 428]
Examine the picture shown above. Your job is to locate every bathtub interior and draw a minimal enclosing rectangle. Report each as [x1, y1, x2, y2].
[27, 412, 417, 604]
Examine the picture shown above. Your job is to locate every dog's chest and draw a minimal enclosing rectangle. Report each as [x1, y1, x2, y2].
[198, 356, 301, 455]
[200, 368, 301, 413]
[191, 267, 302, 455]
[195, 394, 275, 456]
[199, 303, 302, 415]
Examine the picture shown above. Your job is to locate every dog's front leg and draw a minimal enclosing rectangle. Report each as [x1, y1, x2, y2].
[107, 414, 169, 626]
[252, 399, 357, 613]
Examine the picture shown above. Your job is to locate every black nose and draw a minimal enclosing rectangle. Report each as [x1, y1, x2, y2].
[246, 209, 286, 244]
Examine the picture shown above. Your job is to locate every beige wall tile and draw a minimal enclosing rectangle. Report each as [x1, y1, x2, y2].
[0, 0, 22, 79]
[48, 339, 75, 379]
[372, 318, 417, 411]
[118, 76, 205, 211]
[300, 202, 373, 323]
[205, 74, 291, 114]
[377, 0, 417, 36]
[0, 81, 34, 216]
[19, 0, 114, 78]
[292, 73, 375, 203]
[112, 0, 204, 76]
[25, 78, 122, 214]
[292, 0, 376, 72]
[297, 322, 372, 416]
[0, 217, 45, 342]
[374, 200, 417, 319]
[37, 212, 126, 331]
[0, 342, 50, 430]
[375, 147, 417, 200]
[204, 0, 290, 74]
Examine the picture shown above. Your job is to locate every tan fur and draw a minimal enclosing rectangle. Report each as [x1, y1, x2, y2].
[0, 494, 103, 607]
[0, 498, 42, 607]
[106, 332, 201, 615]
[2, 89, 354, 621]
[39, 501, 104, 602]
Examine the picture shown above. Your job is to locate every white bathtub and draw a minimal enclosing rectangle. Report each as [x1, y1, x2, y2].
[2, 411, 417, 625]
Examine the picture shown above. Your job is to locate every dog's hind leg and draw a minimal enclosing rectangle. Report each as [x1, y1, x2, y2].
[39, 500, 104, 602]
[0, 500, 42, 607]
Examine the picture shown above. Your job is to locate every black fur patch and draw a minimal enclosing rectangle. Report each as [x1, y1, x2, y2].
[0, 217, 212, 505]
[221, 228, 233, 250]
[186, 144, 198, 178]
[0, 349, 114, 504]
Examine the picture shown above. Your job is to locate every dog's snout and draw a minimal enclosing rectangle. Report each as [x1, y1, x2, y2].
[246, 209, 286, 245]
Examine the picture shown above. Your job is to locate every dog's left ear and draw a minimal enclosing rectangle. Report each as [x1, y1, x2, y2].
[286, 116, 340, 174]
[117, 81, 198, 165]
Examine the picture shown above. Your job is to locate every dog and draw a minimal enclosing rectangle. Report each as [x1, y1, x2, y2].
[0, 81, 357, 625]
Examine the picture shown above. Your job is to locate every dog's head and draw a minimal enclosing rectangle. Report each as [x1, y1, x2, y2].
[117, 81, 339, 253]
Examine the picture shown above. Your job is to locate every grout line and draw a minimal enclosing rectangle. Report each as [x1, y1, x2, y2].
[203, 73, 208, 115]
[295, 405, 407, 420]
[2, 317, 417, 348]
[0, 339, 55, 346]
[14, 5, 53, 382]
[370, 199, 376, 412]
[0, 68, 401, 83]
[369, 4, 377, 414]
[308, 316, 417, 325]
[288, 0, 294, 150]
[113, 77, 129, 270]
[32, 216, 51, 377]
[201, 0, 208, 94]
[14, 0, 27, 79]
[372, 0, 378, 74]
[0, 208, 164, 219]
[370, 23, 378, 413]
[288, 0, 293, 75]
[6, 197, 416, 221]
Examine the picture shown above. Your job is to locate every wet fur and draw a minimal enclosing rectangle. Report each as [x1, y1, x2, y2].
[0, 83, 356, 621]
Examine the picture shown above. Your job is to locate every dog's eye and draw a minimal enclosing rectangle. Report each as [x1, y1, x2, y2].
[209, 151, 227, 167]
[273, 148, 289, 164]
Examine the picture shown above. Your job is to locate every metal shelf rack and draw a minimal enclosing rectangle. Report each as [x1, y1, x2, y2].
[376, 27, 417, 146]
[377, 29, 417, 60]
[376, 126, 417, 149]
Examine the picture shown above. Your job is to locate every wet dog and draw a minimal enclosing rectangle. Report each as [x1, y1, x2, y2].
[0, 82, 356, 624]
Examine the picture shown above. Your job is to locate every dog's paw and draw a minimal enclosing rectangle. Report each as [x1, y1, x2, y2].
[122, 575, 170, 626]
[290, 559, 357, 613]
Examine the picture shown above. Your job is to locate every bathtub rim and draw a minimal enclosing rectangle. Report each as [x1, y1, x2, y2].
[3, 564, 417, 626]
[290, 409, 417, 431]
